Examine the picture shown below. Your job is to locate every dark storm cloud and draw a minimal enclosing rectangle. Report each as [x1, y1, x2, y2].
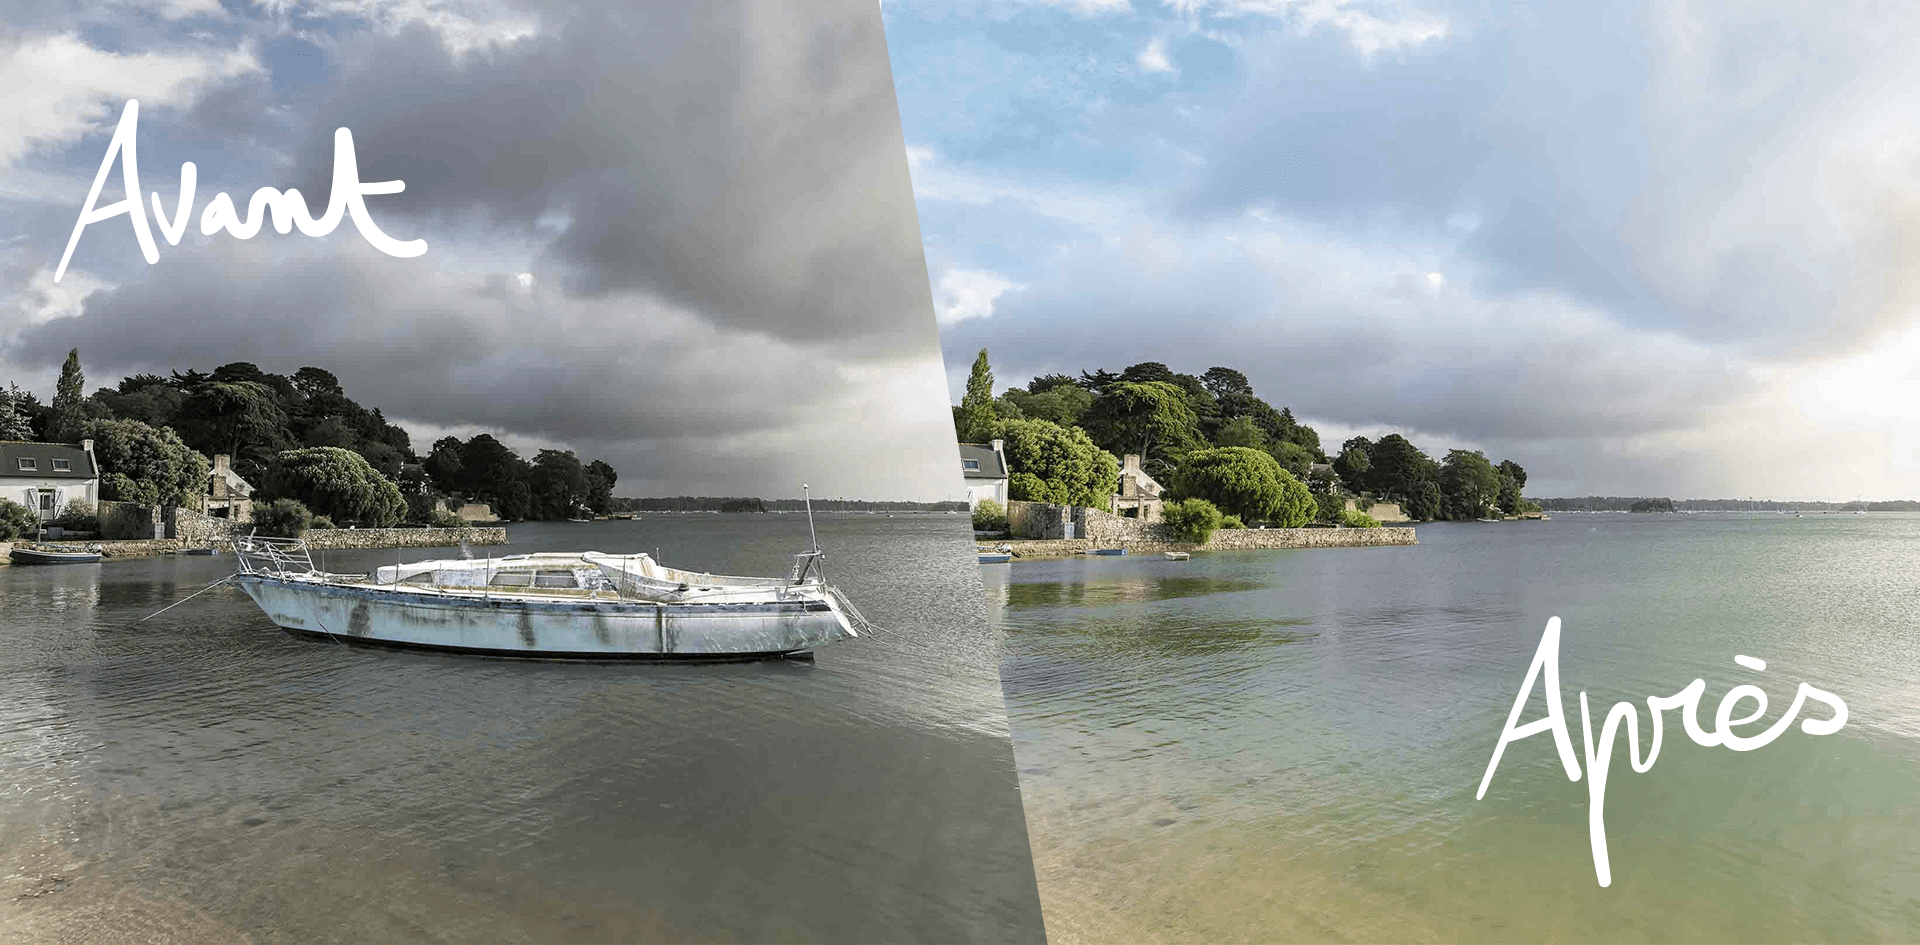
[281, 2, 937, 351]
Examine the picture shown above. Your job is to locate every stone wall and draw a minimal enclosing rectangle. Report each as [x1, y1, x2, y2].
[989, 525, 1417, 558]
[1347, 499, 1409, 523]
[97, 500, 163, 540]
[170, 506, 245, 544]
[1006, 500, 1171, 542]
[300, 526, 508, 550]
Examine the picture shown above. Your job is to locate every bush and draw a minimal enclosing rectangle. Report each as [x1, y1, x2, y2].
[310, 515, 336, 530]
[1007, 471, 1069, 505]
[261, 447, 406, 527]
[253, 498, 312, 538]
[0, 499, 37, 541]
[1314, 493, 1346, 524]
[1340, 509, 1382, 528]
[1162, 497, 1223, 544]
[429, 510, 471, 529]
[51, 499, 96, 533]
[1220, 514, 1245, 529]
[972, 498, 1008, 532]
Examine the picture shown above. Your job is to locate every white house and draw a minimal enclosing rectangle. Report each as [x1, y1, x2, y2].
[958, 439, 1009, 508]
[1, 439, 100, 523]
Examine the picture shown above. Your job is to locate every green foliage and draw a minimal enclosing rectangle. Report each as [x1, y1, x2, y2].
[1339, 509, 1382, 528]
[0, 499, 37, 540]
[1438, 449, 1502, 521]
[1080, 381, 1204, 479]
[1315, 492, 1346, 524]
[51, 500, 95, 532]
[1405, 480, 1443, 521]
[1162, 497, 1223, 544]
[1368, 434, 1438, 506]
[0, 382, 33, 440]
[429, 510, 471, 528]
[1629, 497, 1675, 513]
[994, 417, 1120, 509]
[972, 498, 1008, 532]
[253, 498, 312, 538]
[1273, 473, 1315, 528]
[261, 447, 406, 527]
[1267, 440, 1315, 478]
[1219, 514, 1245, 529]
[957, 349, 999, 442]
[1000, 384, 1093, 426]
[1007, 471, 1070, 505]
[310, 515, 336, 529]
[177, 380, 289, 478]
[85, 418, 211, 511]
[1214, 416, 1266, 449]
[49, 349, 90, 442]
[1171, 446, 1296, 523]
[1333, 443, 1372, 492]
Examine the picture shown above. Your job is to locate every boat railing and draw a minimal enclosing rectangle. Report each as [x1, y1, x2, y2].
[233, 535, 318, 578]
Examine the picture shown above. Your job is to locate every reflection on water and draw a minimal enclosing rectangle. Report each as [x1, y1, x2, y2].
[0, 515, 1044, 944]
[993, 514, 1920, 943]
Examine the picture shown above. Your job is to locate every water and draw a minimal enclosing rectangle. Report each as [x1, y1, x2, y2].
[987, 513, 1920, 943]
[0, 514, 1044, 944]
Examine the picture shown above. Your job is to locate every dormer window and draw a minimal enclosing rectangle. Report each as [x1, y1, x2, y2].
[16, 458, 35, 471]
[51, 459, 70, 471]
[963, 459, 980, 470]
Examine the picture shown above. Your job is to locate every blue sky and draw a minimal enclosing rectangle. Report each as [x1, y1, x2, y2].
[1, 1, 959, 500]
[884, 0, 1920, 500]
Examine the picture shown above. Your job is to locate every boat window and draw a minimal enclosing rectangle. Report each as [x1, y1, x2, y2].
[489, 572, 533, 587]
[533, 573, 579, 588]
[51, 458, 70, 471]
[17, 458, 36, 471]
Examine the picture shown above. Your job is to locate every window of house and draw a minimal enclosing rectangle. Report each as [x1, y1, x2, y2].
[51, 459, 70, 471]
[963, 460, 980, 470]
[17, 458, 36, 471]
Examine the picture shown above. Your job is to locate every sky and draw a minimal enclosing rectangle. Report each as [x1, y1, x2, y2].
[882, 0, 1920, 501]
[0, 0, 968, 502]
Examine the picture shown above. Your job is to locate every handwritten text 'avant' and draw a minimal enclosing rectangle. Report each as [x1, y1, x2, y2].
[1476, 617, 1847, 888]
[54, 99, 425, 283]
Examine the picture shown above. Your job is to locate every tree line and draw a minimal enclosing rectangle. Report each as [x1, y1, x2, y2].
[0, 349, 620, 527]
[954, 350, 1539, 526]
[1537, 497, 1920, 512]
[610, 497, 968, 513]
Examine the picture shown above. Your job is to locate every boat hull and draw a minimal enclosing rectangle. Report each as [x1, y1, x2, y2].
[9, 549, 102, 565]
[234, 575, 852, 659]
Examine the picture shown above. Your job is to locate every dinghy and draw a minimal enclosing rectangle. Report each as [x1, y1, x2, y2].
[9, 545, 103, 565]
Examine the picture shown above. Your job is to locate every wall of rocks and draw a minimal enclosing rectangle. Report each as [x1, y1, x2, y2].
[300, 526, 508, 550]
[991, 525, 1417, 558]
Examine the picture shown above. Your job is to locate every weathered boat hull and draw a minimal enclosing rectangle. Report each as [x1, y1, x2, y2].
[234, 575, 854, 659]
[9, 548, 102, 565]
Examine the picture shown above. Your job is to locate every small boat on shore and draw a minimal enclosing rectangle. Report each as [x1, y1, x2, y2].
[10, 545, 103, 565]
[182, 547, 218, 556]
[1087, 548, 1126, 556]
[1163, 551, 1190, 560]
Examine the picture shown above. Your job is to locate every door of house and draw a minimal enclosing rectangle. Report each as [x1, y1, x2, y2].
[35, 489, 55, 521]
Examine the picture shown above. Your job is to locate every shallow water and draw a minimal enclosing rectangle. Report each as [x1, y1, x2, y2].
[988, 512, 1920, 943]
[0, 513, 1044, 944]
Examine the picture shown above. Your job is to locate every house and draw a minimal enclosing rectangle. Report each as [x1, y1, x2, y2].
[1110, 453, 1166, 522]
[958, 439, 1009, 508]
[202, 453, 254, 521]
[1, 439, 100, 523]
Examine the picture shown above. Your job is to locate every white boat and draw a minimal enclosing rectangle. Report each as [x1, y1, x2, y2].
[222, 488, 870, 661]
[1163, 551, 1190, 560]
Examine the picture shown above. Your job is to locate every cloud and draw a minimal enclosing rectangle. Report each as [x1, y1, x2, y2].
[1137, 36, 1175, 73]
[0, 31, 260, 167]
[933, 268, 1024, 325]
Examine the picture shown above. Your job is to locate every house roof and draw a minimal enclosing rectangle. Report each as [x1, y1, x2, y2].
[211, 464, 254, 497]
[957, 443, 1007, 480]
[0, 441, 96, 480]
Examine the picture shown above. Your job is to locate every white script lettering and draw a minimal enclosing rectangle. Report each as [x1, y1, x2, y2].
[1476, 617, 1848, 887]
[54, 99, 425, 282]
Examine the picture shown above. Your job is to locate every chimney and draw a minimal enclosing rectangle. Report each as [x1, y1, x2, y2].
[1123, 453, 1141, 473]
[214, 454, 230, 473]
[81, 438, 93, 454]
[990, 438, 1005, 466]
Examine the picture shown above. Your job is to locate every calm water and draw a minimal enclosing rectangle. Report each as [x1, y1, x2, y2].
[988, 513, 1920, 943]
[0, 514, 1044, 944]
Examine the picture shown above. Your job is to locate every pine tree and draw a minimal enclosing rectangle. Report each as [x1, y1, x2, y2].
[49, 349, 87, 442]
[956, 349, 997, 442]
[0, 383, 32, 440]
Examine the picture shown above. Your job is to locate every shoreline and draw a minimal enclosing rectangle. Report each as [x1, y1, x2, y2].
[982, 526, 1418, 560]
[0, 526, 510, 564]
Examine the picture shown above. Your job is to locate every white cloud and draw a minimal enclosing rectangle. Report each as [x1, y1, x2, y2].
[1174, 0, 1449, 58]
[306, 0, 540, 57]
[7, 266, 111, 329]
[0, 32, 261, 168]
[1137, 36, 1176, 73]
[933, 267, 1023, 325]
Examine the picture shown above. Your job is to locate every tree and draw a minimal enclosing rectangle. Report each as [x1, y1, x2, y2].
[1438, 449, 1502, 520]
[1026, 374, 1079, 394]
[993, 417, 1120, 509]
[1333, 443, 1372, 493]
[0, 383, 32, 440]
[1201, 367, 1253, 400]
[423, 436, 465, 492]
[260, 446, 406, 527]
[49, 349, 104, 442]
[528, 449, 591, 519]
[253, 498, 312, 538]
[1007, 471, 1070, 505]
[177, 380, 290, 478]
[1001, 384, 1093, 426]
[1495, 459, 1528, 515]
[1214, 416, 1266, 449]
[585, 460, 618, 514]
[84, 418, 211, 511]
[1171, 446, 1303, 524]
[1268, 440, 1315, 478]
[1079, 381, 1203, 479]
[956, 349, 998, 442]
[1315, 492, 1346, 524]
[1076, 368, 1120, 393]
[1405, 479, 1443, 521]
[1367, 434, 1437, 503]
